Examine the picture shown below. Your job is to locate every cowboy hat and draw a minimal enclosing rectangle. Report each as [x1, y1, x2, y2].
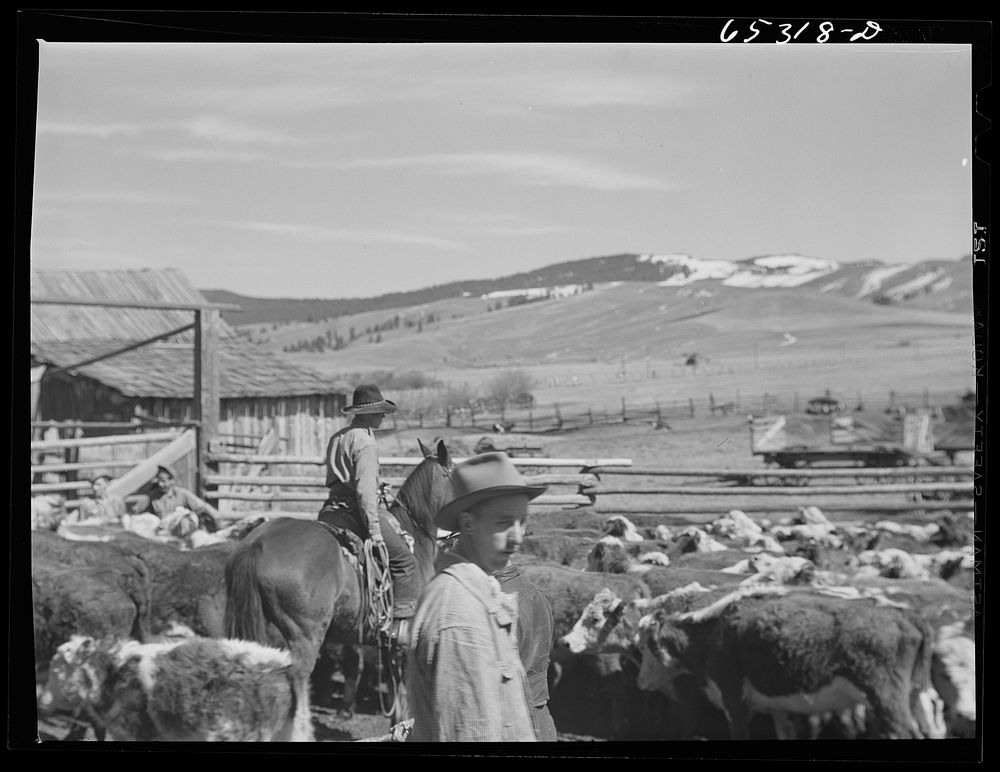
[155, 464, 178, 480]
[342, 383, 398, 415]
[436, 452, 547, 532]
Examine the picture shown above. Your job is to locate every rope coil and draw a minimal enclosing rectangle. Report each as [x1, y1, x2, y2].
[362, 538, 403, 719]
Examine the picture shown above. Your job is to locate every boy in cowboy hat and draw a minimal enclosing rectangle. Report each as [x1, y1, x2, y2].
[319, 384, 419, 644]
[406, 452, 547, 742]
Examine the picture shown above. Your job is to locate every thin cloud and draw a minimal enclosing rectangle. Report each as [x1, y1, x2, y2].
[33, 190, 196, 205]
[36, 121, 144, 138]
[221, 220, 468, 251]
[144, 148, 264, 163]
[182, 115, 290, 145]
[329, 152, 676, 192]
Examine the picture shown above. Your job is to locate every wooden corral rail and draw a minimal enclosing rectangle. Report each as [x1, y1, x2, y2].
[584, 482, 973, 496]
[202, 453, 624, 516]
[30, 429, 181, 451]
[206, 453, 632, 468]
[592, 466, 974, 479]
[202, 450, 974, 521]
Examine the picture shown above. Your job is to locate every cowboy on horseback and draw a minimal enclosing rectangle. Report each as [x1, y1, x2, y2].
[318, 384, 420, 646]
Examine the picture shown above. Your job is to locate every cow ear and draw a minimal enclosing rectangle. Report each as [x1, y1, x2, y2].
[436, 439, 450, 466]
[417, 438, 431, 458]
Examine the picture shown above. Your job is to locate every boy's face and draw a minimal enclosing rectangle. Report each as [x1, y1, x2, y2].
[458, 493, 530, 574]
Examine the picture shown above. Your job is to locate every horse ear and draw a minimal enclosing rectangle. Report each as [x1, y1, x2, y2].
[436, 439, 450, 466]
[417, 438, 431, 458]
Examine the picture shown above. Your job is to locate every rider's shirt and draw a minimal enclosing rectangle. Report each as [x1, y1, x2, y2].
[324, 423, 382, 535]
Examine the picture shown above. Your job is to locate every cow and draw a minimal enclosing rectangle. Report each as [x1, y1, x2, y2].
[857, 548, 932, 581]
[37, 634, 310, 741]
[737, 554, 816, 586]
[602, 515, 645, 543]
[931, 620, 976, 738]
[556, 582, 741, 739]
[670, 527, 729, 554]
[636, 585, 943, 740]
[706, 510, 784, 553]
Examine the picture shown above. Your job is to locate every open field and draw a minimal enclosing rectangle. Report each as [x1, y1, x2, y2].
[273, 281, 974, 414]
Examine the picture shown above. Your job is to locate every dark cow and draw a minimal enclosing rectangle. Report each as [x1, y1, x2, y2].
[637, 585, 943, 739]
[38, 634, 309, 741]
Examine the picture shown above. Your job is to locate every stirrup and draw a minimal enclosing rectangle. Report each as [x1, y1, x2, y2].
[389, 617, 411, 648]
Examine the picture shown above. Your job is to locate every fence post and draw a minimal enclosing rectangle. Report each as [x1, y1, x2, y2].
[418, 411, 423, 429]
[446, 408, 451, 428]
[554, 404, 562, 431]
[763, 393, 769, 415]
[923, 388, 930, 409]
[470, 405, 476, 427]
[528, 410, 533, 431]
[588, 409, 593, 425]
[689, 398, 695, 419]
[656, 402, 662, 425]
[621, 398, 627, 423]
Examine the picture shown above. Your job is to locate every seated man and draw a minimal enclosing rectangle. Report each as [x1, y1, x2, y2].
[71, 474, 127, 525]
[145, 464, 220, 533]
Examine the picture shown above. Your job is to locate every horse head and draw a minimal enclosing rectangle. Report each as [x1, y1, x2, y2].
[393, 439, 455, 583]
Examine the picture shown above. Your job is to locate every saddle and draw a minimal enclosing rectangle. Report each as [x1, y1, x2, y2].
[315, 520, 390, 646]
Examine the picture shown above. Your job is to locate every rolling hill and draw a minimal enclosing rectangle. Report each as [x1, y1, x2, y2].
[202, 253, 974, 328]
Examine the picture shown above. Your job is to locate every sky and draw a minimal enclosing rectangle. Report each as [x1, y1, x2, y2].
[29, 40, 973, 299]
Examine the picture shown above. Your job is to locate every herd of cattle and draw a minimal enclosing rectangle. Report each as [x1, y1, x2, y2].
[31, 503, 976, 742]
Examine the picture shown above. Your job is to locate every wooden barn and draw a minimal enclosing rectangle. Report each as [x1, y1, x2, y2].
[30, 268, 352, 457]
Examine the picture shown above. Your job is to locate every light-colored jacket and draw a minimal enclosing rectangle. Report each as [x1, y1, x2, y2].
[324, 424, 382, 534]
[407, 554, 537, 742]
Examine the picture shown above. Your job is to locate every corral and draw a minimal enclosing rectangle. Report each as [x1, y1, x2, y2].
[31, 416, 979, 744]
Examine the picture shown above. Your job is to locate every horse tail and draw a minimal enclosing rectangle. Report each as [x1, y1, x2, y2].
[224, 541, 271, 644]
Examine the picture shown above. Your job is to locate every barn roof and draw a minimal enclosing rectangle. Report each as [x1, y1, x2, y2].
[30, 267, 236, 342]
[30, 268, 350, 399]
[31, 339, 349, 399]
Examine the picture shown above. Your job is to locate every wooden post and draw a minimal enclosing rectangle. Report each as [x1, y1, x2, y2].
[418, 411, 424, 429]
[621, 397, 627, 423]
[763, 393, 769, 416]
[923, 388, 930, 409]
[446, 408, 451, 428]
[194, 308, 221, 497]
[588, 409, 593, 425]
[554, 404, 562, 431]
[656, 402, 662, 424]
[689, 398, 695, 419]
[528, 410, 533, 431]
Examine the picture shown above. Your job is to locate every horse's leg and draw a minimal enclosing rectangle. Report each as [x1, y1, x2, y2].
[340, 644, 364, 718]
[310, 642, 339, 709]
[391, 650, 410, 726]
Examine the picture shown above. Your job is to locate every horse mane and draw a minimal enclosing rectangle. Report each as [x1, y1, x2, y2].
[391, 452, 448, 537]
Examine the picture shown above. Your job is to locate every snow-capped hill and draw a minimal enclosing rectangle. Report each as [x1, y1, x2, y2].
[638, 252, 839, 288]
[639, 253, 739, 285]
[724, 254, 839, 288]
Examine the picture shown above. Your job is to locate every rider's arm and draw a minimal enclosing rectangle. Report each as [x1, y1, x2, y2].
[353, 440, 382, 539]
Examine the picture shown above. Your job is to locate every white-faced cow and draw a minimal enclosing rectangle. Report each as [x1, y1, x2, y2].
[37, 634, 311, 741]
[636, 585, 944, 740]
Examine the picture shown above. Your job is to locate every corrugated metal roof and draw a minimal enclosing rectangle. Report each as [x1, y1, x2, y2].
[30, 268, 236, 343]
[31, 339, 351, 399]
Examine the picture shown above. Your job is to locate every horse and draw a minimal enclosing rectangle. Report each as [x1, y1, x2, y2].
[223, 439, 453, 740]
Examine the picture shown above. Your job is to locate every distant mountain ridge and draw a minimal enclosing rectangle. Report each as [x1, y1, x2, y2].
[202, 252, 972, 326]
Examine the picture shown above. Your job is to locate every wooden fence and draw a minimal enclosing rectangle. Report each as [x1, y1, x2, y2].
[30, 426, 198, 508]
[203, 451, 974, 523]
[379, 388, 968, 435]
